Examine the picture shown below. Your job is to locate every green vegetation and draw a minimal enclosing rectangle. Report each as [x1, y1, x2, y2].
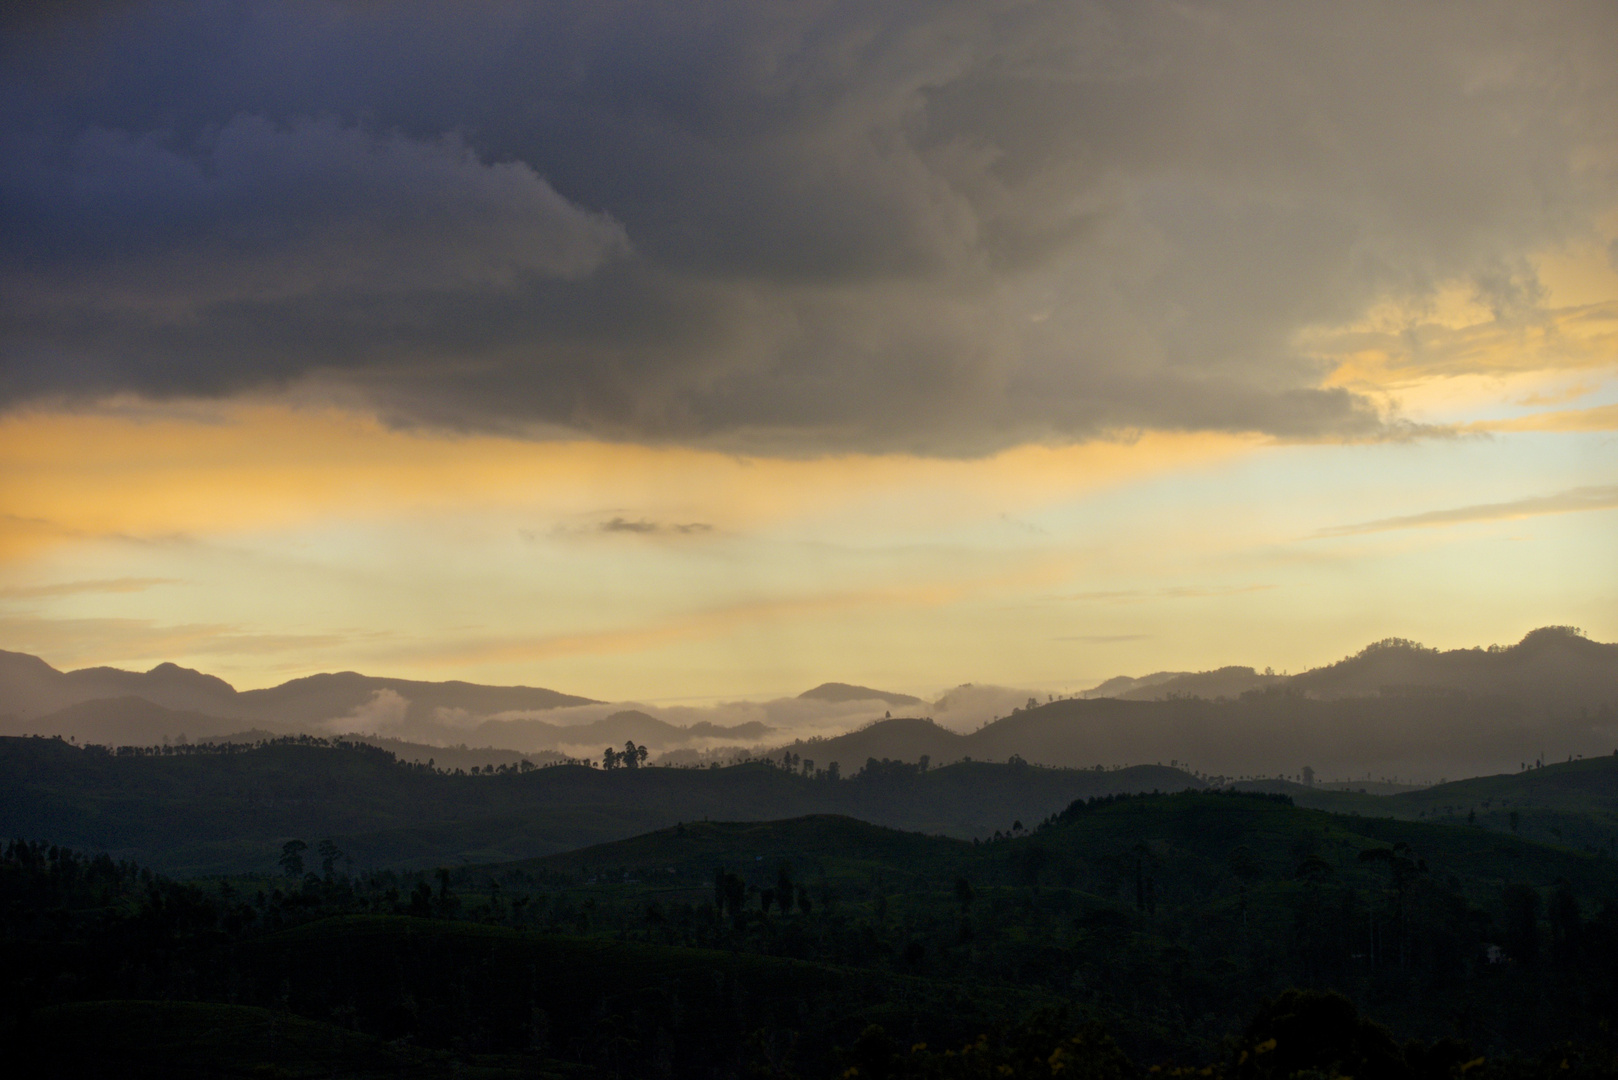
[6, 775, 1618, 1076]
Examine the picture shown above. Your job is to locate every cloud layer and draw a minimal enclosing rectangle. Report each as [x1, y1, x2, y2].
[4, 1, 1615, 452]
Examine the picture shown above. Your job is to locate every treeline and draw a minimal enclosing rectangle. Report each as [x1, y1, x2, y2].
[15, 731, 592, 774]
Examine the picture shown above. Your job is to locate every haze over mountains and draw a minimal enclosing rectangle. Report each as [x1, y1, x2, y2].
[2, 626, 1614, 782]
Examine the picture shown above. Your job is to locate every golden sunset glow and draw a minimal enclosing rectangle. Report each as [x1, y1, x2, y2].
[0, 1, 1613, 705]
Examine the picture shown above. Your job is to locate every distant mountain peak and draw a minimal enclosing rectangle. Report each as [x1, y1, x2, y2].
[798, 682, 922, 707]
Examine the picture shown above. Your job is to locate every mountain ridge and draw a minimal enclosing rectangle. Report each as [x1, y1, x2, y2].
[797, 681, 922, 707]
[0, 649, 597, 728]
[1080, 626, 1616, 704]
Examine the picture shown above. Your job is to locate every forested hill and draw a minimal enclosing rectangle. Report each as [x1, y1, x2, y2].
[0, 735, 1197, 875]
[1231, 752, 1618, 855]
[780, 685, 1618, 781]
[9, 791, 1618, 1076]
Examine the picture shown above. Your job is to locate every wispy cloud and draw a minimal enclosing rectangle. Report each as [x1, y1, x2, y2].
[598, 517, 713, 535]
[1313, 484, 1618, 538]
[522, 516, 716, 543]
[0, 577, 178, 601]
[1515, 383, 1596, 408]
[1467, 403, 1618, 434]
[0, 615, 348, 666]
[1061, 585, 1274, 604]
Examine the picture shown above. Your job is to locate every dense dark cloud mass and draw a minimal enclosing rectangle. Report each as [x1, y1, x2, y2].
[2, 1, 1614, 453]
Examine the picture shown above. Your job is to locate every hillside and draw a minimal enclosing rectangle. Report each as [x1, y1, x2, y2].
[0, 695, 294, 744]
[1084, 626, 1618, 707]
[10, 785, 1618, 1073]
[777, 684, 1618, 782]
[474, 791, 1618, 1060]
[1, 694, 774, 759]
[1291, 626, 1618, 702]
[0, 735, 1201, 874]
[1102, 666, 1284, 701]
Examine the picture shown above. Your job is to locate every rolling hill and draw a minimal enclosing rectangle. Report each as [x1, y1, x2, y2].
[1234, 752, 1618, 854]
[777, 665, 1618, 782]
[798, 681, 923, 707]
[0, 734, 1201, 874]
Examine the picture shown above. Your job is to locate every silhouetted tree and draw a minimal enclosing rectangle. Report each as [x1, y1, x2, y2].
[317, 839, 343, 879]
[409, 881, 433, 918]
[278, 839, 306, 878]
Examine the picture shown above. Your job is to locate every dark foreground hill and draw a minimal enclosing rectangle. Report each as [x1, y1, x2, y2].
[8, 792, 1618, 1077]
[424, 792, 1618, 1063]
[0, 735, 1199, 874]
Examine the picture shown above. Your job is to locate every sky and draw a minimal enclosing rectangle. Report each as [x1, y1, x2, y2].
[1, 1, 1615, 703]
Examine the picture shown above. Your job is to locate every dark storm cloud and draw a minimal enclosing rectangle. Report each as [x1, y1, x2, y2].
[2, 1, 1614, 453]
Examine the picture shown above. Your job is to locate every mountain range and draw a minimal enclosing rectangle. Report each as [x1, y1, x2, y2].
[0, 649, 595, 726]
[2, 626, 1614, 781]
[1079, 626, 1617, 704]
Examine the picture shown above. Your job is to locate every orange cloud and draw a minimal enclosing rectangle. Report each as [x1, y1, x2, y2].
[1466, 403, 1618, 433]
[0, 403, 1258, 561]
[1312, 484, 1618, 537]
